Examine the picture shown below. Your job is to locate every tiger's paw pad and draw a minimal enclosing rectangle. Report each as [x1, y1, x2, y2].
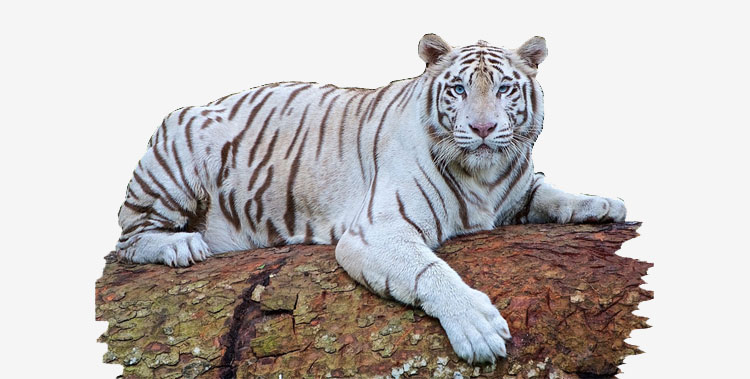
[437, 288, 511, 364]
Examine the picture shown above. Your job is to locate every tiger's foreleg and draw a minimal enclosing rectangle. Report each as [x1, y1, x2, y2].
[524, 173, 627, 224]
[116, 138, 211, 267]
[335, 224, 511, 363]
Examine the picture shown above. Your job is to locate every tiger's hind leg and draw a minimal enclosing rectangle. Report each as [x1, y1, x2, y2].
[116, 118, 213, 267]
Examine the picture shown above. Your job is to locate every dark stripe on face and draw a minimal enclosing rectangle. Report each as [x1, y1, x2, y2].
[507, 85, 519, 98]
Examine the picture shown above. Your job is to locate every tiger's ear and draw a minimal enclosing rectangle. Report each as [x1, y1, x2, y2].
[418, 34, 452, 66]
[516, 36, 548, 69]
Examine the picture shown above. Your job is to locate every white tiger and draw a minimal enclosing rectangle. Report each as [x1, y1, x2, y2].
[116, 34, 626, 363]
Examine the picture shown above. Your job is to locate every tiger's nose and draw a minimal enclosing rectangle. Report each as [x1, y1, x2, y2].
[468, 122, 496, 138]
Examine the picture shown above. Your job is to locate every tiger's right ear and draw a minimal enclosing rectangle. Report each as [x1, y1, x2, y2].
[418, 34, 451, 66]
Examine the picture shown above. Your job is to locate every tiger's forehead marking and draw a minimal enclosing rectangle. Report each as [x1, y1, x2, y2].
[450, 45, 513, 90]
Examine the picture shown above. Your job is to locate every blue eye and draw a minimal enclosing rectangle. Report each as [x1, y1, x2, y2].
[498, 85, 510, 94]
[454, 85, 465, 94]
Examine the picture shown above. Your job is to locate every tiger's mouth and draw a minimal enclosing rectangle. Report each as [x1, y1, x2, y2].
[467, 143, 497, 157]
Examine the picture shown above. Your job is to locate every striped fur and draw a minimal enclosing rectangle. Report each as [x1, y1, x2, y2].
[115, 34, 625, 363]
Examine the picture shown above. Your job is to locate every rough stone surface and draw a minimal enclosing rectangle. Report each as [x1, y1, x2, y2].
[96, 222, 651, 378]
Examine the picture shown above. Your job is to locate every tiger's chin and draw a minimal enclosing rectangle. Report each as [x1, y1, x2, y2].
[460, 145, 502, 172]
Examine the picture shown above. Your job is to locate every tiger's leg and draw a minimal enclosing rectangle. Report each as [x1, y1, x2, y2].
[524, 173, 627, 224]
[336, 223, 511, 363]
[116, 131, 211, 267]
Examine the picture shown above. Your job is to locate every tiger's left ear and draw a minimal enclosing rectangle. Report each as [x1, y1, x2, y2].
[418, 34, 452, 66]
[516, 36, 548, 69]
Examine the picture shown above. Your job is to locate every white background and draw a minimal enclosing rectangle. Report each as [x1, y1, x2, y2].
[1, 1, 747, 377]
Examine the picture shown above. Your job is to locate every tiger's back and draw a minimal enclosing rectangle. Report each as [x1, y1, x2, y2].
[118, 79, 422, 261]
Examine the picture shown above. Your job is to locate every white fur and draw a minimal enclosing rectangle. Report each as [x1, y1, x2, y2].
[115, 35, 625, 364]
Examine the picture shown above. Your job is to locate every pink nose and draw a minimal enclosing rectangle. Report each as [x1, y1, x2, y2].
[468, 122, 496, 138]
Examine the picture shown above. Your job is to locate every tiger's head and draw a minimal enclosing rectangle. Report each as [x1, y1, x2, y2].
[418, 34, 547, 172]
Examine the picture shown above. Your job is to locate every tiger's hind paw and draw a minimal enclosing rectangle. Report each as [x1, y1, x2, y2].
[159, 233, 211, 267]
[118, 232, 211, 267]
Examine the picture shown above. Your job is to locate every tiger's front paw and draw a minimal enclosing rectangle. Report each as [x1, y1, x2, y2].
[569, 196, 626, 223]
[433, 288, 512, 364]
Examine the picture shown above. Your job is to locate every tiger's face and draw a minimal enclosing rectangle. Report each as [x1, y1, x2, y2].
[418, 35, 547, 171]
